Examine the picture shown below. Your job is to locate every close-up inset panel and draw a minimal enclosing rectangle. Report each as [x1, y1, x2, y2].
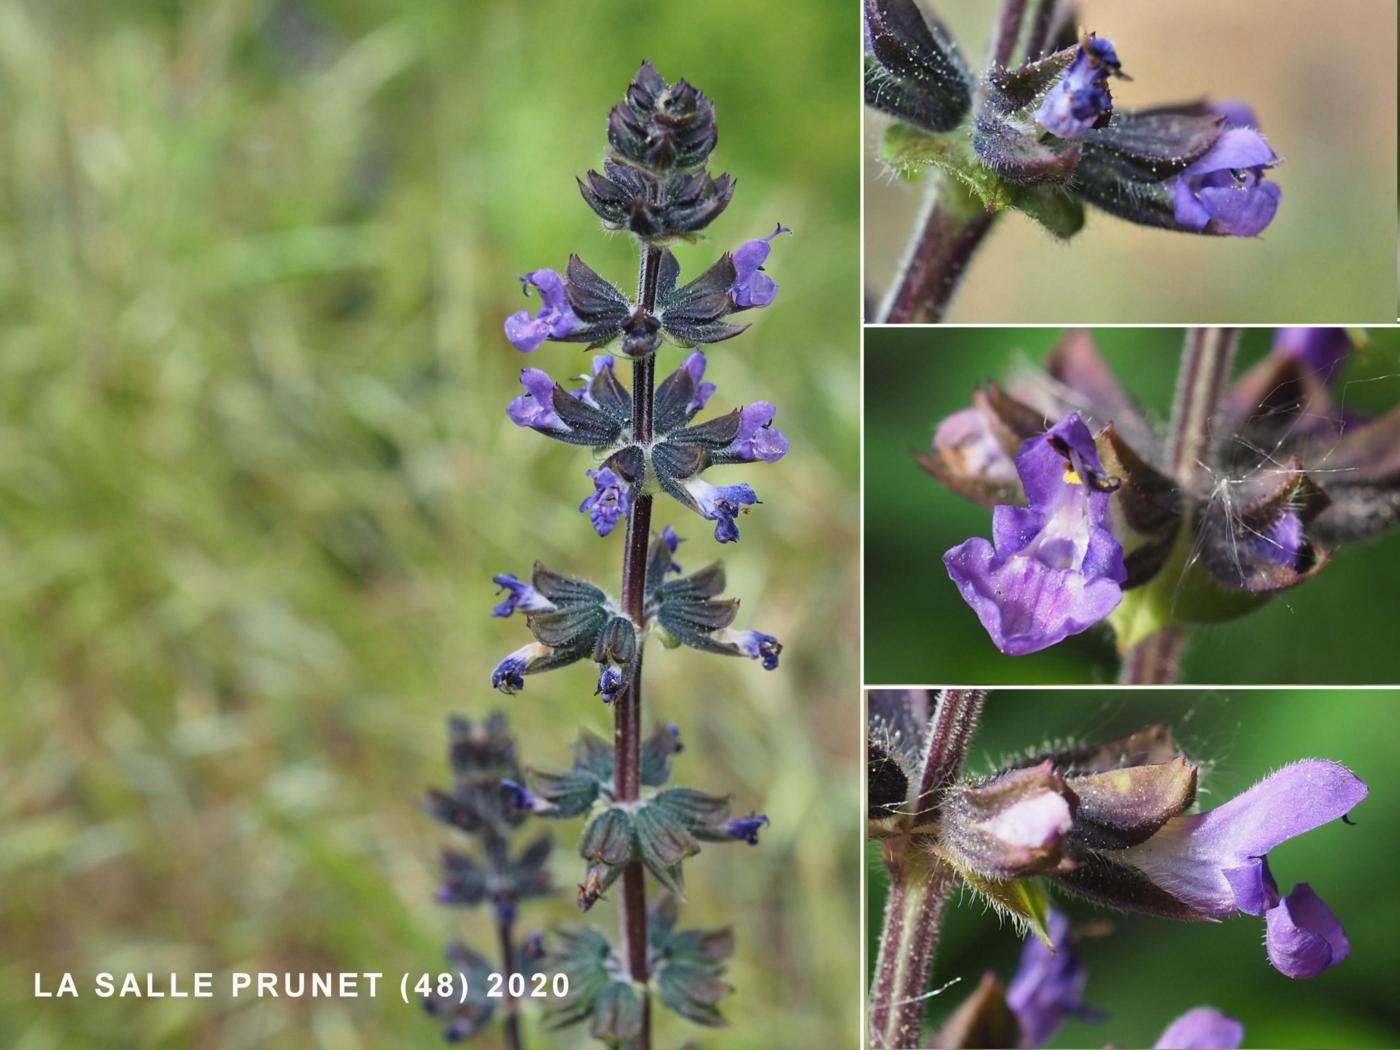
[863, 0, 1399, 323]
[865, 328, 1400, 684]
[866, 688, 1397, 1049]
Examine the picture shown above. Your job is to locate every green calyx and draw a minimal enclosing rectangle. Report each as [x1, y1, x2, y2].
[1108, 515, 1276, 650]
[881, 123, 1085, 240]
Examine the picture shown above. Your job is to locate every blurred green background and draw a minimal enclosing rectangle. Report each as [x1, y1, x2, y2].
[865, 328, 1400, 684]
[0, 1, 861, 1047]
[866, 689, 1400, 1049]
[865, 0, 1399, 323]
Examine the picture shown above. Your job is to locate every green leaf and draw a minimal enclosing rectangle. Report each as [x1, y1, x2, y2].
[580, 807, 634, 866]
[655, 960, 732, 1028]
[1007, 184, 1084, 239]
[882, 123, 1083, 240]
[590, 980, 645, 1044]
[544, 926, 618, 1031]
[882, 124, 1003, 208]
[652, 787, 731, 828]
[633, 801, 701, 869]
[573, 729, 615, 780]
[959, 871, 1055, 947]
[530, 769, 602, 819]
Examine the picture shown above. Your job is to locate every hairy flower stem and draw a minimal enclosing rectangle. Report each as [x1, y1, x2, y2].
[869, 690, 986, 1048]
[869, 863, 958, 1048]
[912, 688, 986, 823]
[1023, 0, 1057, 59]
[990, 0, 1029, 70]
[497, 914, 523, 1050]
[877, 181, 995, 324]
[1119, 624, 1185, 685]
[1167, 327, 1239, 492]
[1119, 329, 1239, 684]
[613, 241, 663, 1050]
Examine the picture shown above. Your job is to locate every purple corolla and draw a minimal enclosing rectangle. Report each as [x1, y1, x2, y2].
[1172, 128, 1281, 237]
[491, 573, 554, 618]
[1006, 910, 1099, 1047]
[724, 402, 789, 463]
[724, 814, 769, 845]
[1154, 1007, 1244, 1050]
[681, 477, 758, 543]
[1119, 759, 1367, 978]
[1036, 35, 1123, 139]
[507, 368, 565, 431]
[504, 269, 579, 352]
[1273, 327, 1350, 384]
[730, 224, 789, 308]
[580, 467, 631, 537]
[681, 350, 717, 413]
[943, 413, 1126, 655]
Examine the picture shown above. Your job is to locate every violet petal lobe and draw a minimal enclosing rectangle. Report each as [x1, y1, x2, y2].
[943, 413, 1126, 655]
[1006, 910, 1099, 1048]
[1154, 1007, 1244, 1050]
[503, 269, 580, 352]
[1250, 510, 1305, 568]
[730, 224, 789, 308]
[682, 349, 717, 413]
[1118, 760, 1367, 918]
[725, 401, 789, 463]
[1266, 882, 1350, 979]
[1172, 127, 1281, 237]
[579, 467, 631, 537]
[1035, 36, 1123, 140]
[1273, 327, 1351, 384]
[507, 368, 565, 430]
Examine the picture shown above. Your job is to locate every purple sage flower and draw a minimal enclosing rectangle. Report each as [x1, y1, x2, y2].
[1172, 128, 1281, 237]
[1154, 1007, 1244, 1050]
[730, 224, 790, 308]
[572, 354, 616, 407]
[730, 629, 782, 670]
[1265, 882, 1352, 981]
[681, 477, 759, 543]
[682, 350, 717, 413]
[1250, 511, 1305, 568]
[490, 653, 529, 694]
[725, 814, 769, 845]
[580, 467, 631, 537]
[503, 269, 580, 352]
[1119, 759, 1367, 978]
[1273, 327, 1350, 384]
[499, 778, 537, 811]
[1035, 35, 1124, 139]
[1213, 100, 1259, 130]
[506, 368, 565, 431]
[596, 665, 624, 703]
[723, 402, 789, 463]
[661, 525, 684, 573]
[943, 413, 1127, 655]
[491, 573, 554, 618]
[1006, 910, 1100, 1048]
[491, 642, 550, 694]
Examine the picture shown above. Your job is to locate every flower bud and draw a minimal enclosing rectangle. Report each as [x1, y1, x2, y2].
[941, 760, 1077, 879]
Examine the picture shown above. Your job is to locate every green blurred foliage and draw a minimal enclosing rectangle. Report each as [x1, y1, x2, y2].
[865, 328, 1400, 684]
[866, 690, 1400, 1049]
[865, 0, 1399, 322]
[0, 1, 860, 1046]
